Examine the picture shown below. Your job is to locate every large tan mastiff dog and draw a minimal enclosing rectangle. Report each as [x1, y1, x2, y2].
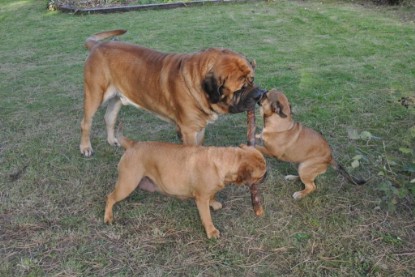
[256, 89, 365, 199]
[80, 29, 265, 156]
[104, 130, 267, 239]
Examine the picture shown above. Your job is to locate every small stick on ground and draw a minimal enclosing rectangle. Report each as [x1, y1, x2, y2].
[250, 183, 264, 217]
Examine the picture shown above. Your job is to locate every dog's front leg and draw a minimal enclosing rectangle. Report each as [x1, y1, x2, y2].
[180, 128, 204, 145]
[196, 128, 206, 145]
[195, 196, 220, 239]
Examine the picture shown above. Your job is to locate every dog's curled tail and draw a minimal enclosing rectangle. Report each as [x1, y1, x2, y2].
[116, 123, 135, 150]
[331, 160, 366, 185]
[85, 29, 127, 50]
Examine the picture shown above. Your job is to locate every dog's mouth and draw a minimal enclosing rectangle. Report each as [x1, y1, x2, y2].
[228, 86, 267, 113]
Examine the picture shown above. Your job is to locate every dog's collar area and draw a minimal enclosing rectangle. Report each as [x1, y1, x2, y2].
[282, 122, 296, 132]
[265, 121, 296, 133]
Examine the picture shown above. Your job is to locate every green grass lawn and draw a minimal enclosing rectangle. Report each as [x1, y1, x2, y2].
[1, 0, 414, 275]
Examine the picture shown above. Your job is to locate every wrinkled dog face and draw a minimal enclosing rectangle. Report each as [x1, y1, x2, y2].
[202, 52, 266, 113]
[228, 85, 267, 113]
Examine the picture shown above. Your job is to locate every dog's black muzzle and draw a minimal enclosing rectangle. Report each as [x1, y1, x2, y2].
[228, 86, 267, 113]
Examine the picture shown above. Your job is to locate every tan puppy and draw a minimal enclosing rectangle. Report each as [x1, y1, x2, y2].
[80, 29, 265, 157]
[256, 89, 365, 199]
[104, 132, 267, 239]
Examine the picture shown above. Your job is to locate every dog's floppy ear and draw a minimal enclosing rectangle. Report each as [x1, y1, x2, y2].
[236, 163, 253, 184]
[271, 100, 288, 118]
[202, 72, 223, 103]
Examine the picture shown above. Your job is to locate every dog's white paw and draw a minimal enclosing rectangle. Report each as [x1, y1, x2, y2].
[80, 145, 94, 157]
[292, 191, 304, 200]
[285, 175, 299, 181]
[255, 133, 263, 144]
[209, 201, 223, 211]
[107, 137, 120, 147]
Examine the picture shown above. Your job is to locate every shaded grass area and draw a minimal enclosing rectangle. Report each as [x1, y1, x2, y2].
[1, 0, 414, 275]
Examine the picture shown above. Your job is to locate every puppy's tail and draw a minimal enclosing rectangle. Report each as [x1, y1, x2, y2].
[331, 160, 366, 185]
[85, 29, 127, 50]
[116, 123, 135, 150]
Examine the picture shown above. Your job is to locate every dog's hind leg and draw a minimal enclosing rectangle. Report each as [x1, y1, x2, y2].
[80, 82, 105, 157]
[105, 97, 123, 147]
[104, 168, 143, 224]
[293, 161, 328, 200]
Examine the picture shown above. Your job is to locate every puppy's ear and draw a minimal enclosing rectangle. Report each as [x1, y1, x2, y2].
[271, 101, 288, 118]
[249, 59, 256, 70]
[202, 72, 222, 103]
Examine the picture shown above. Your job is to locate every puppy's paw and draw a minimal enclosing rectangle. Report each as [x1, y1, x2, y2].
[255, 133, 263, 143]
[207, 228, 220, 239]
[104, 212, 113, 224]
[292, 191, 305, 200]
[209, 200, 223, 211]
[285, 175, 299, 181]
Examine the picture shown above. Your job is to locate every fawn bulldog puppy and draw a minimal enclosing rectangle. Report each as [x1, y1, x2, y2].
[104, 129, 267, 239]
[80, 29, 265, 157]
[256, 89, 365, 199]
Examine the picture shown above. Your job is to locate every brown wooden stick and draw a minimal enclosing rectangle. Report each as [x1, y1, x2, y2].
[246, 108, 264, 216]
[247, 108, 256, 146]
